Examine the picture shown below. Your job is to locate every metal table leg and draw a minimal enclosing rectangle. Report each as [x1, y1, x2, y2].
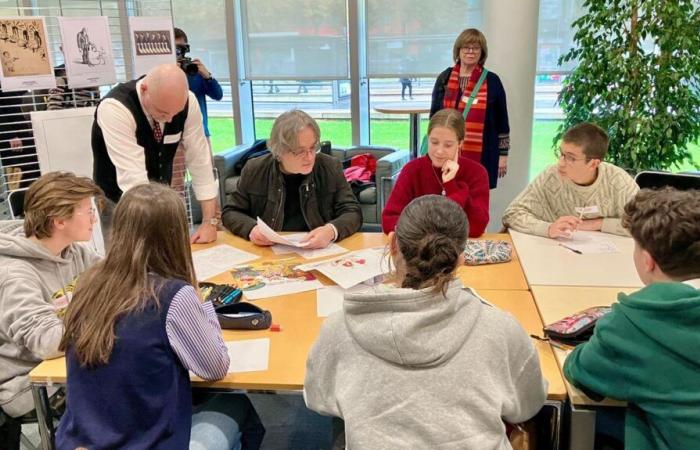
[568, 403, 596, 450]
[31, 385, 55, 450]
[408, 112, 421, 159]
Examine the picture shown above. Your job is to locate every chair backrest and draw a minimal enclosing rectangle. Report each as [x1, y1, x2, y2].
[7, 189, 27, 219]
[634, 171, 700, 191]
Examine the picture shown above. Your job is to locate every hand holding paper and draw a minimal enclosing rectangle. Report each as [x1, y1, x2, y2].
[255, 217, 310, 248]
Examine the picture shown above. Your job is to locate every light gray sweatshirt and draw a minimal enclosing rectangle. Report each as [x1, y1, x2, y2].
[0, 221, 99, 417]
[304, 280, 548, 450]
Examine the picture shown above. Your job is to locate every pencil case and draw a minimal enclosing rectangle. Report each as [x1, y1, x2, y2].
[543, 306, 612, 345]
[463, 239, 512, 265]
[199, 282, 242, 307]
[215, 302, 272, 330]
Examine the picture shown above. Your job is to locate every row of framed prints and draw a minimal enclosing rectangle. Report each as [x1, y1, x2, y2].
[0, 15, 175, 92]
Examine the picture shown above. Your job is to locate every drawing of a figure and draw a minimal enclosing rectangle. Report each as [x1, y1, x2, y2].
[10, 23, 19, 43]
[21, 27, 28, 48]
[0, 23, 8, 41]
[77, 27, 90, 65]
[30, 27, 42, 53]
[2, 51, 16, 72]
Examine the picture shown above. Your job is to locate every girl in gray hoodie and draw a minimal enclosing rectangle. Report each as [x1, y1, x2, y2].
[0, 172, 102, 419]
[304, 195, 547, 449]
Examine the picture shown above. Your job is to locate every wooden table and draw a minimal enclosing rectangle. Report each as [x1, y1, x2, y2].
[509, 230, 643, 288]
[531, 285, 637, 407]
[374, 102, 431, 159]
[531, 285, 637, 450]
[28, 231, 560, 449]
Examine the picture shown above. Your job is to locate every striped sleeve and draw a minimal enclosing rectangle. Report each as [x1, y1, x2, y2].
[165, 285, 230, 380]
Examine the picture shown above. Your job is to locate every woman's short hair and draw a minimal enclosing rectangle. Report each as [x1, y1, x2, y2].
[452, 28, 488, 66]
[267, 109, 321, 158]
[428, 108, 465, 142]
[23, 171, 103, 239]
[394, 195, 468, 294]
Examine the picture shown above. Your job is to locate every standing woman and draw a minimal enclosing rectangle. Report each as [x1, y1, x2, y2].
[431, 28, 510, 189]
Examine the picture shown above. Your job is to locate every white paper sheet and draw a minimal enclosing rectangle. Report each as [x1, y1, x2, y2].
[256, 217, 309, 247]
[192, 244, 259, 280]
[243, 279, 323, 300]
[57, 16, 117, 88]
[297, 247, 390, 289]
[226, 338, 270, 373]
[316, 284, 370, 317]
[557, 232, 619, 254]
[272, 242, 349, 260]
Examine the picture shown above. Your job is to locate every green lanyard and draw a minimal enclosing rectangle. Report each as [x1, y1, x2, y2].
[419, 68, 489, 157]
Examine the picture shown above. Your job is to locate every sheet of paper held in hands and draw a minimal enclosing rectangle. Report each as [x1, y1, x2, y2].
[557, 231, 619, 254]
[297, 247, 390, 289]
[256, 217, 310, 247]
[192, 245, 258, 280]
[230, 258, 323, 300]
[226, 338, 270, 373]
[271, 233, 350, 260]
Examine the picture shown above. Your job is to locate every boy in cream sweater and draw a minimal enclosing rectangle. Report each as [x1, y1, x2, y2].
[503, 123, 638, 238]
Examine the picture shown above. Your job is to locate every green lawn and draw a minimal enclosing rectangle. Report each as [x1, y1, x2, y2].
[209, 118, 699, 179]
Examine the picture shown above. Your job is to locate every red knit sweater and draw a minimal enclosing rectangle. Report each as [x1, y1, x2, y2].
[382, 155, 490, 237]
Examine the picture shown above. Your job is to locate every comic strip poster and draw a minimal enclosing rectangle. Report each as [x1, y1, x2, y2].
[128, 16, 175, 77]
[57, 16, 116, 88]
[0, 17, 55, 91]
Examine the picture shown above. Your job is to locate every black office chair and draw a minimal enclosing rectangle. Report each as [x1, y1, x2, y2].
[7, 189, 27, 219]
[634, 171, 700, 190]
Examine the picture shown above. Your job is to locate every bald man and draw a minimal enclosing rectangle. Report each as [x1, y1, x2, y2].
[92, 64, 219, 243]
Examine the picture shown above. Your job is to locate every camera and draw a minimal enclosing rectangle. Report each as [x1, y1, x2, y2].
[175, 43, 198, 76]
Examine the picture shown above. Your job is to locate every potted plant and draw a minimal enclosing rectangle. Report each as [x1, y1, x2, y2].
[556, 0, 700, 174]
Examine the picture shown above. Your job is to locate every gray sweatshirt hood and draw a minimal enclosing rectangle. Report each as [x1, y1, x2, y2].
[0, 221, 81, 265]
[343, 280, 481, 367]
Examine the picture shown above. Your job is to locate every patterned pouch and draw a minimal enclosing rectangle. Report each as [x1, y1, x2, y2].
[543, 306, 612, 345]
[463, 239, 513, 265]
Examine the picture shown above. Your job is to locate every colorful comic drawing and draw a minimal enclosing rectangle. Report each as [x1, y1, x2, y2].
[231, 258, 316, 292]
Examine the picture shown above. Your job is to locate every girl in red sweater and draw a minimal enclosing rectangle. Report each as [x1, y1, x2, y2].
[382, 108, 490, 236]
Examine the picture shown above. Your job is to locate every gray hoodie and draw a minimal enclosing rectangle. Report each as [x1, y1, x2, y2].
[0, 221, 99, 417]
[304, 280, 548, 450]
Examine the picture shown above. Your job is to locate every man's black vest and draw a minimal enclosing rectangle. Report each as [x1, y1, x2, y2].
[91, 79, 188, 203]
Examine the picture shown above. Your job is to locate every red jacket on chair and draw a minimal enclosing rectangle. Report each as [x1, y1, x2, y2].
[381, 155, 490, 237]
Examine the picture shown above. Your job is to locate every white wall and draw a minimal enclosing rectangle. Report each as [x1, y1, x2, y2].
[483, 0, 540, 231]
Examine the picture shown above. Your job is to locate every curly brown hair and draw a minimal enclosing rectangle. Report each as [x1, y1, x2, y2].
[622, 187, 700, 279]
[394, 195, 468, 295]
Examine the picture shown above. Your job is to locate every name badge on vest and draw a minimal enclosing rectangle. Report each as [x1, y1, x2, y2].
[163, 132, 182, 145]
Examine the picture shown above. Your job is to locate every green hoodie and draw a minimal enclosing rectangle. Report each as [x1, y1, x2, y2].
[564, 279, 700, 450]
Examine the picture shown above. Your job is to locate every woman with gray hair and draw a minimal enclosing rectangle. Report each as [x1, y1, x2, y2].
[222, 109, 362, 248]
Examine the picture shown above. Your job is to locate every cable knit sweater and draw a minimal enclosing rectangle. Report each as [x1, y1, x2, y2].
[502, 163, 638, 237]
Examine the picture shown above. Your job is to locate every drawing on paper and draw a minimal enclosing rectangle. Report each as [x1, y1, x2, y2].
[230, 258, 317, 292]
[0, 18, 51, 77]
[133, 30, 172, 56]
[74, 27, 106, 67]
[330, 255, 367, 268]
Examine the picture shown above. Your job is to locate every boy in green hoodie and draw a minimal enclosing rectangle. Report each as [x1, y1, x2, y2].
[564, 187, 700, 450]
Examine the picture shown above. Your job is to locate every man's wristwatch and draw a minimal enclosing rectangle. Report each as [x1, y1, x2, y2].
[205, 217, 221, 227]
